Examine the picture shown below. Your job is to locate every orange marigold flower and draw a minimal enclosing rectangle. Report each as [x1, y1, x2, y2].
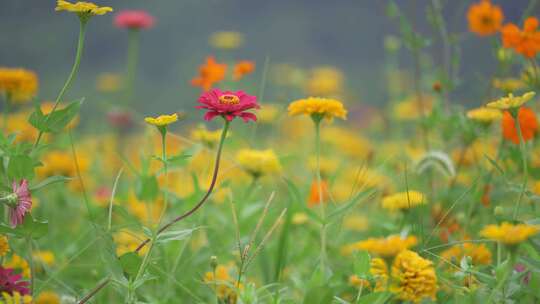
[467, 0, 504, 36]
[501, 17, 540, 58]
[233, 60, 255, 81]
[308, 180, 329, 208]
[501, 107, 538, 145]
[191, 56, 227, 91]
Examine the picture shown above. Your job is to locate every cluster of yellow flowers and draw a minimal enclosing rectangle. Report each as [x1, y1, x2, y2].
[381, 190, 426, 211]
[0, 236, 9, 257]
[235, 149, 282, 177]
[0, 67, 38, 103]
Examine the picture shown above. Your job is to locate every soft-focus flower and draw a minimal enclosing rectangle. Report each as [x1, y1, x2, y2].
[55, 0, 113, 18]
[35, 291, 60, 304]
[382, 190, 426, 211]
[32, 251, 56, 267]
[0, 68, 38, 103]
[321, 127, 373, 159]
[486, 91, 535, 110]
[4, 255, 30, 278]
[305, 66, 344, 96]
[292, 212, 309, 225]
[440, 242, 492, 266]
[348, 275, 370, 289]
[307, 179, 330, 208]
[501, 17, 540, 58]
[107, 108, 133, 129]
[0, 266, 29, 297]
[37, 150, 88, 179]
[307, 156, 339, 178]
[466, 107, 502, 123]
[341, 234, 418, 258]
[196, 88, 259, 122]
[190, 125, 224, 148]
[209, 31, 244, 50]
[191, 57, 227, 91]
[0, 236, 8, 257]
[390, 250, 437, 303]
[2, 180, 32, 228]
[370, 258, 389, 291]
[467, 0, 504, 36]
[204, 265, 242, 302]
[235, 149, 281, 177]
[96, 73, 122, 92]
[0, 291, 32, 304]
[288, 97, 347, 121]
[233, 61, 255, 81]
[114, 10, 154, 30]
[501, 107, 538, 144]
[493, 78, 526, 92]
[480, 222, 539, 245]
[144, 113, 178, 127]
[343, 215, 369, 232]
[392, 95, 433, 121]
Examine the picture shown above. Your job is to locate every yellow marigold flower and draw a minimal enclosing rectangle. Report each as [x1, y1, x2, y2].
[190, 125, 223, 147]
[144, 113, 178, 127]
[0, 292, 32, 304]
[55, 0, 113, 17]
[440, 242, 492, 266]
[288, 97, 347, 120]
[35, 291, 60, 304]
[341, 234, 418, 258]
[96, 72, 122, 92]
[235, 149, 281, 177]
[390, 250, 437, 303]
[370, 258, 389, 291]
[349, 275, 370, 289]
[305, 66, 344, 96]
[4, 254, 30, 278]
[0, 68, 38, 103]
[33, 251, 56, 267]
[382, 190, 426, 211]
[0, 236, 9, 257]
[209, 31, 244, 50]
[486, 91, 536, 110]
[466, 107, 502, 123]
[480, 222, 539, 245]
[493, 78, 526, 92]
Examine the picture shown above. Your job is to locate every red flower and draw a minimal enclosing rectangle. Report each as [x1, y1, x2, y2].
[8, 180, 32, 228]
[114, 10, 155, 30]
[196, 88, 259, 122]
[0, 266, 30, 296]
[501, 107, 538, 144]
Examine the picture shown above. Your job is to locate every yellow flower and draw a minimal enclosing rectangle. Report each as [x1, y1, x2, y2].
[204, 265, 242, 302]
[144, 113, 178, 127]
[292, 212, 309, 225]
[390, 250, 437, 303]
[321, 127, 373, 159]
[235, 149, 281, 177]
[492, 78, 526, 92]
[480, 222, 539, 245]
[342, 215, 369, 232]
[307, 156, 339, 177]
[190, 125, 224, 147]
[0, 292, 32, 304]
[486, 91, 536, 110]
[0, 68, 38, 103]
[370, 258, 389, 291]
[33, 251, 56, 267]
[209, 31, 244, 50]
[305, 66, 344, 96]
[392, 95, 433, 121]
[382, 190, 426, 211]
[35, 291, 60, 304]
[341, 234, 418, 258]
[257, 104, 280, 124]
[4, 254, 30, 278]
[96, 72, 122, 92]
[0, 236, 9, 257]
[113, 230, 148, 256]
[466, 107, 502, 123]
[288, 97, 347, 120]
[55, 0, 113, 17]
[440, 242, 492, 266]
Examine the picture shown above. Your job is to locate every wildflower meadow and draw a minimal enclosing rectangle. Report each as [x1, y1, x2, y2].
[2, 0, 540, 303]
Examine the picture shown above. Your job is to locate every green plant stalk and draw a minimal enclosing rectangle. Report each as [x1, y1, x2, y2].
[125, 29, 140, 104]
[488, 250, 516, 302]
[314, 118, 327, 272]
[512, 109, 528, 220]
[34, 20, 87, 148]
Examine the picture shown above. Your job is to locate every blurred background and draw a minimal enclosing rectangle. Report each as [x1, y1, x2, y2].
[0, 0, 534, 123]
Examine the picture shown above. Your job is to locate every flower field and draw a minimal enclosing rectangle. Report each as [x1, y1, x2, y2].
[1, 1, 540, 303]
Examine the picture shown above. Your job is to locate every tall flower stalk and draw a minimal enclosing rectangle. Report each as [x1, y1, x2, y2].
[124, 29, 140, 104]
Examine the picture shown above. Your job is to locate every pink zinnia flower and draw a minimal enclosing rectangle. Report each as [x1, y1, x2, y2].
[0, 266, 30, 295]
[8, 180, 32, 228]
[196, 88, 259, 122]
[114, 10, 155, 30]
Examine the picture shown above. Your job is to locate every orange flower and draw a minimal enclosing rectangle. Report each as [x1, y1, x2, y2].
[191, 56, 227, 91]
[233, 60, 255, 80]
[501, 107, 538, 144]
[308, 180, 329, 208]
[501, 17, 540, 58]
[467, 0, 504, 36]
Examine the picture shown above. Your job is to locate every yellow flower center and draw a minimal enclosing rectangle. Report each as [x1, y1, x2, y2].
[219, 94, 240, 105]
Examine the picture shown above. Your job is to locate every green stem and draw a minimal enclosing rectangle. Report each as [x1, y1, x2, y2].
[488, 251, 516, 302]
[34, 20, 87, 148]
[512, 110, 528, 220]
[125, 29, 140, 104]
[314, 119, 327, 272]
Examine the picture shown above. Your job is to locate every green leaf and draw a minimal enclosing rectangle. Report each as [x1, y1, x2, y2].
[166, 153, 192, 167]
[135, 174, 159, 201]
[7, 154, 35, 180]
[30, 175, 71, 191]
[156, 227, 198, 244]
[28, 99, 83, 133]
[119, 252, 143, 279]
